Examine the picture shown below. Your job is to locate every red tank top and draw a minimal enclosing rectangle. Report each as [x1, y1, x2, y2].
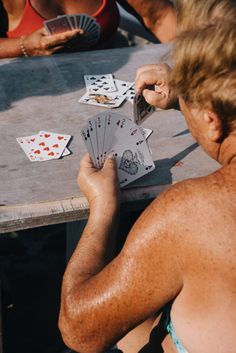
[7, 0, 120, 41]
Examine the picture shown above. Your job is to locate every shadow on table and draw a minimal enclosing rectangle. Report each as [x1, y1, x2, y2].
[130, 142, 199, 188]
[0, 45, 135, 112]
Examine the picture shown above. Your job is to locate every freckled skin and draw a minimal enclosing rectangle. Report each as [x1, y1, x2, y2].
[59, 99, 236, 353]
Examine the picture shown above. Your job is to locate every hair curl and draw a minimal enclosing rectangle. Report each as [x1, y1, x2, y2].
[170, 22, 236, 133]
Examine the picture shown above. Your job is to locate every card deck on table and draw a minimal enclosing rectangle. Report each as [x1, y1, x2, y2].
[81, 111, 155, 187]
[133, 86, 156, 125]
[17, 131, 71, 162]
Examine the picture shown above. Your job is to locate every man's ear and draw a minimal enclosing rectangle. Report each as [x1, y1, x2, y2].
[203, 110, 223, 142]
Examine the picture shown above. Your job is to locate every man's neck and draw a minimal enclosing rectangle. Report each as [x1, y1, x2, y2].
[218, 134, 236, 165]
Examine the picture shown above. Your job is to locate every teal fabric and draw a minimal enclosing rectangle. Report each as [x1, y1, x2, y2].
[164, 307, 189, 353]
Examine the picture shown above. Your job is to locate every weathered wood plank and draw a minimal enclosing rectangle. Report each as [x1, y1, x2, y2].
[0, 184, 168, 233]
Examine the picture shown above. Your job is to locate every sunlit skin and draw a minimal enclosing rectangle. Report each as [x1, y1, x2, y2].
[59, 96, 236, 353]
[0, 0, 176, 58]
[135, 63, 178, 110]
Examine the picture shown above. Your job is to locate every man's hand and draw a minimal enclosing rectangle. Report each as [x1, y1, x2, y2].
[78, 153, 120, 210]
[23, 27, 85, 56]
[135, 63, 177, 109]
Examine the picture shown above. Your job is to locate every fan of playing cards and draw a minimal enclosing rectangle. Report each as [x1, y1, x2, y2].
[44, 14, 101, 49]
[79, 74, 135, 108]
[81, 111, 155, 187]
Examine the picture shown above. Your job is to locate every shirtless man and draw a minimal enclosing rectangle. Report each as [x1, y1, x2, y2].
[59, 23, 236, 353]
[0, 0, 176, 58]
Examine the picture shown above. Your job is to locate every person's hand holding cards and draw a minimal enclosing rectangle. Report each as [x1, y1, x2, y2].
[44, 14, 101, 50]
[135, 63, 176, 110]
[81, 112, 155, 188]
[22, 27, 84, 57]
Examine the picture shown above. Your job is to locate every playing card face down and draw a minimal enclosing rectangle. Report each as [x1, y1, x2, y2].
[44, 16, 72, 34]
[44, 13, 101, 48]
[134, 86, 155, 125]
[81, 111, 155, 187]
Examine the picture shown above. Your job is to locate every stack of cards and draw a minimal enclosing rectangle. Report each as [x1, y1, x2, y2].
[44, 14, 100, 49]
[79, 74, 134, 108]
[17, 131, 71, 162]
[81, 111, 155, 187]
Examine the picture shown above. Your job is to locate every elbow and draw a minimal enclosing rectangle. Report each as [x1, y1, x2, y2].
[58, 303, 107, 353]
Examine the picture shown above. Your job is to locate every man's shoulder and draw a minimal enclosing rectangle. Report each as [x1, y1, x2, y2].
[150, 175, 216, 227]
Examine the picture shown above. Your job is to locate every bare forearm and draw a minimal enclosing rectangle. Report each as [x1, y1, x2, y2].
[0, 38, 24, 58]
[63, 202, 119, 289]
[125, 0, 177, 42]
[59, 202, 120, 351]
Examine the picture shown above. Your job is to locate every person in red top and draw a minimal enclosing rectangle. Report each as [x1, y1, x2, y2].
[0, 0, 176, 58]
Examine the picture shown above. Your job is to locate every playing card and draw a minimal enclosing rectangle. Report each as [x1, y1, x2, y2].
[62, 147, 71, 157]
[16, 134, 42, 162]
[17, 131, 71, 162]
[91, 113, 107, 166]
[79, 91, 126, 108]
[81, 112, 155, 187]
[125, 86, 135, 104]
[98, 112, 126, 163]
[84, 74, 116, 94]
[81, 126, 97, 167]
[44, 15, 72, 34]
[108, 125, 155, 187]
[114, 79, 134, 96]
[140, 127, 153, 140]
[68, 15, 76, 29]
[133, 86, 155, 125]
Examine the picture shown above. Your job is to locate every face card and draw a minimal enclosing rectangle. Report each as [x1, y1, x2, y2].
[84, 74, 116, 94]
[79, 91, 126, 108]
[133, 86, 155, 125]
[44, 15, 72, 34]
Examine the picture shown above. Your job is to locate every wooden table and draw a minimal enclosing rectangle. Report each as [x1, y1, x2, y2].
[0, 44, 219, 233]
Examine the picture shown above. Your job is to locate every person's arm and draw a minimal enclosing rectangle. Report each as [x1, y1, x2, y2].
[118, 0, 177, 43]
[59, 154, 185, 353]
[0, 27, 85, 58]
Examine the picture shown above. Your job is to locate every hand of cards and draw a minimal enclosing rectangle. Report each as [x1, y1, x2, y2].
[44, 14, 100, 49]
[81, 111, 155, 187]
[79, 74, 135, 108]
[16, 131, 71, 162]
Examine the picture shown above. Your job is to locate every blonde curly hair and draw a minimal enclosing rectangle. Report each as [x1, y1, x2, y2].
[170, 22, 236, 134]
[176, 0, 236, 33]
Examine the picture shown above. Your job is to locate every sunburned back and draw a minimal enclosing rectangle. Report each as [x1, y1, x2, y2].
[170, 163, 236, 353]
